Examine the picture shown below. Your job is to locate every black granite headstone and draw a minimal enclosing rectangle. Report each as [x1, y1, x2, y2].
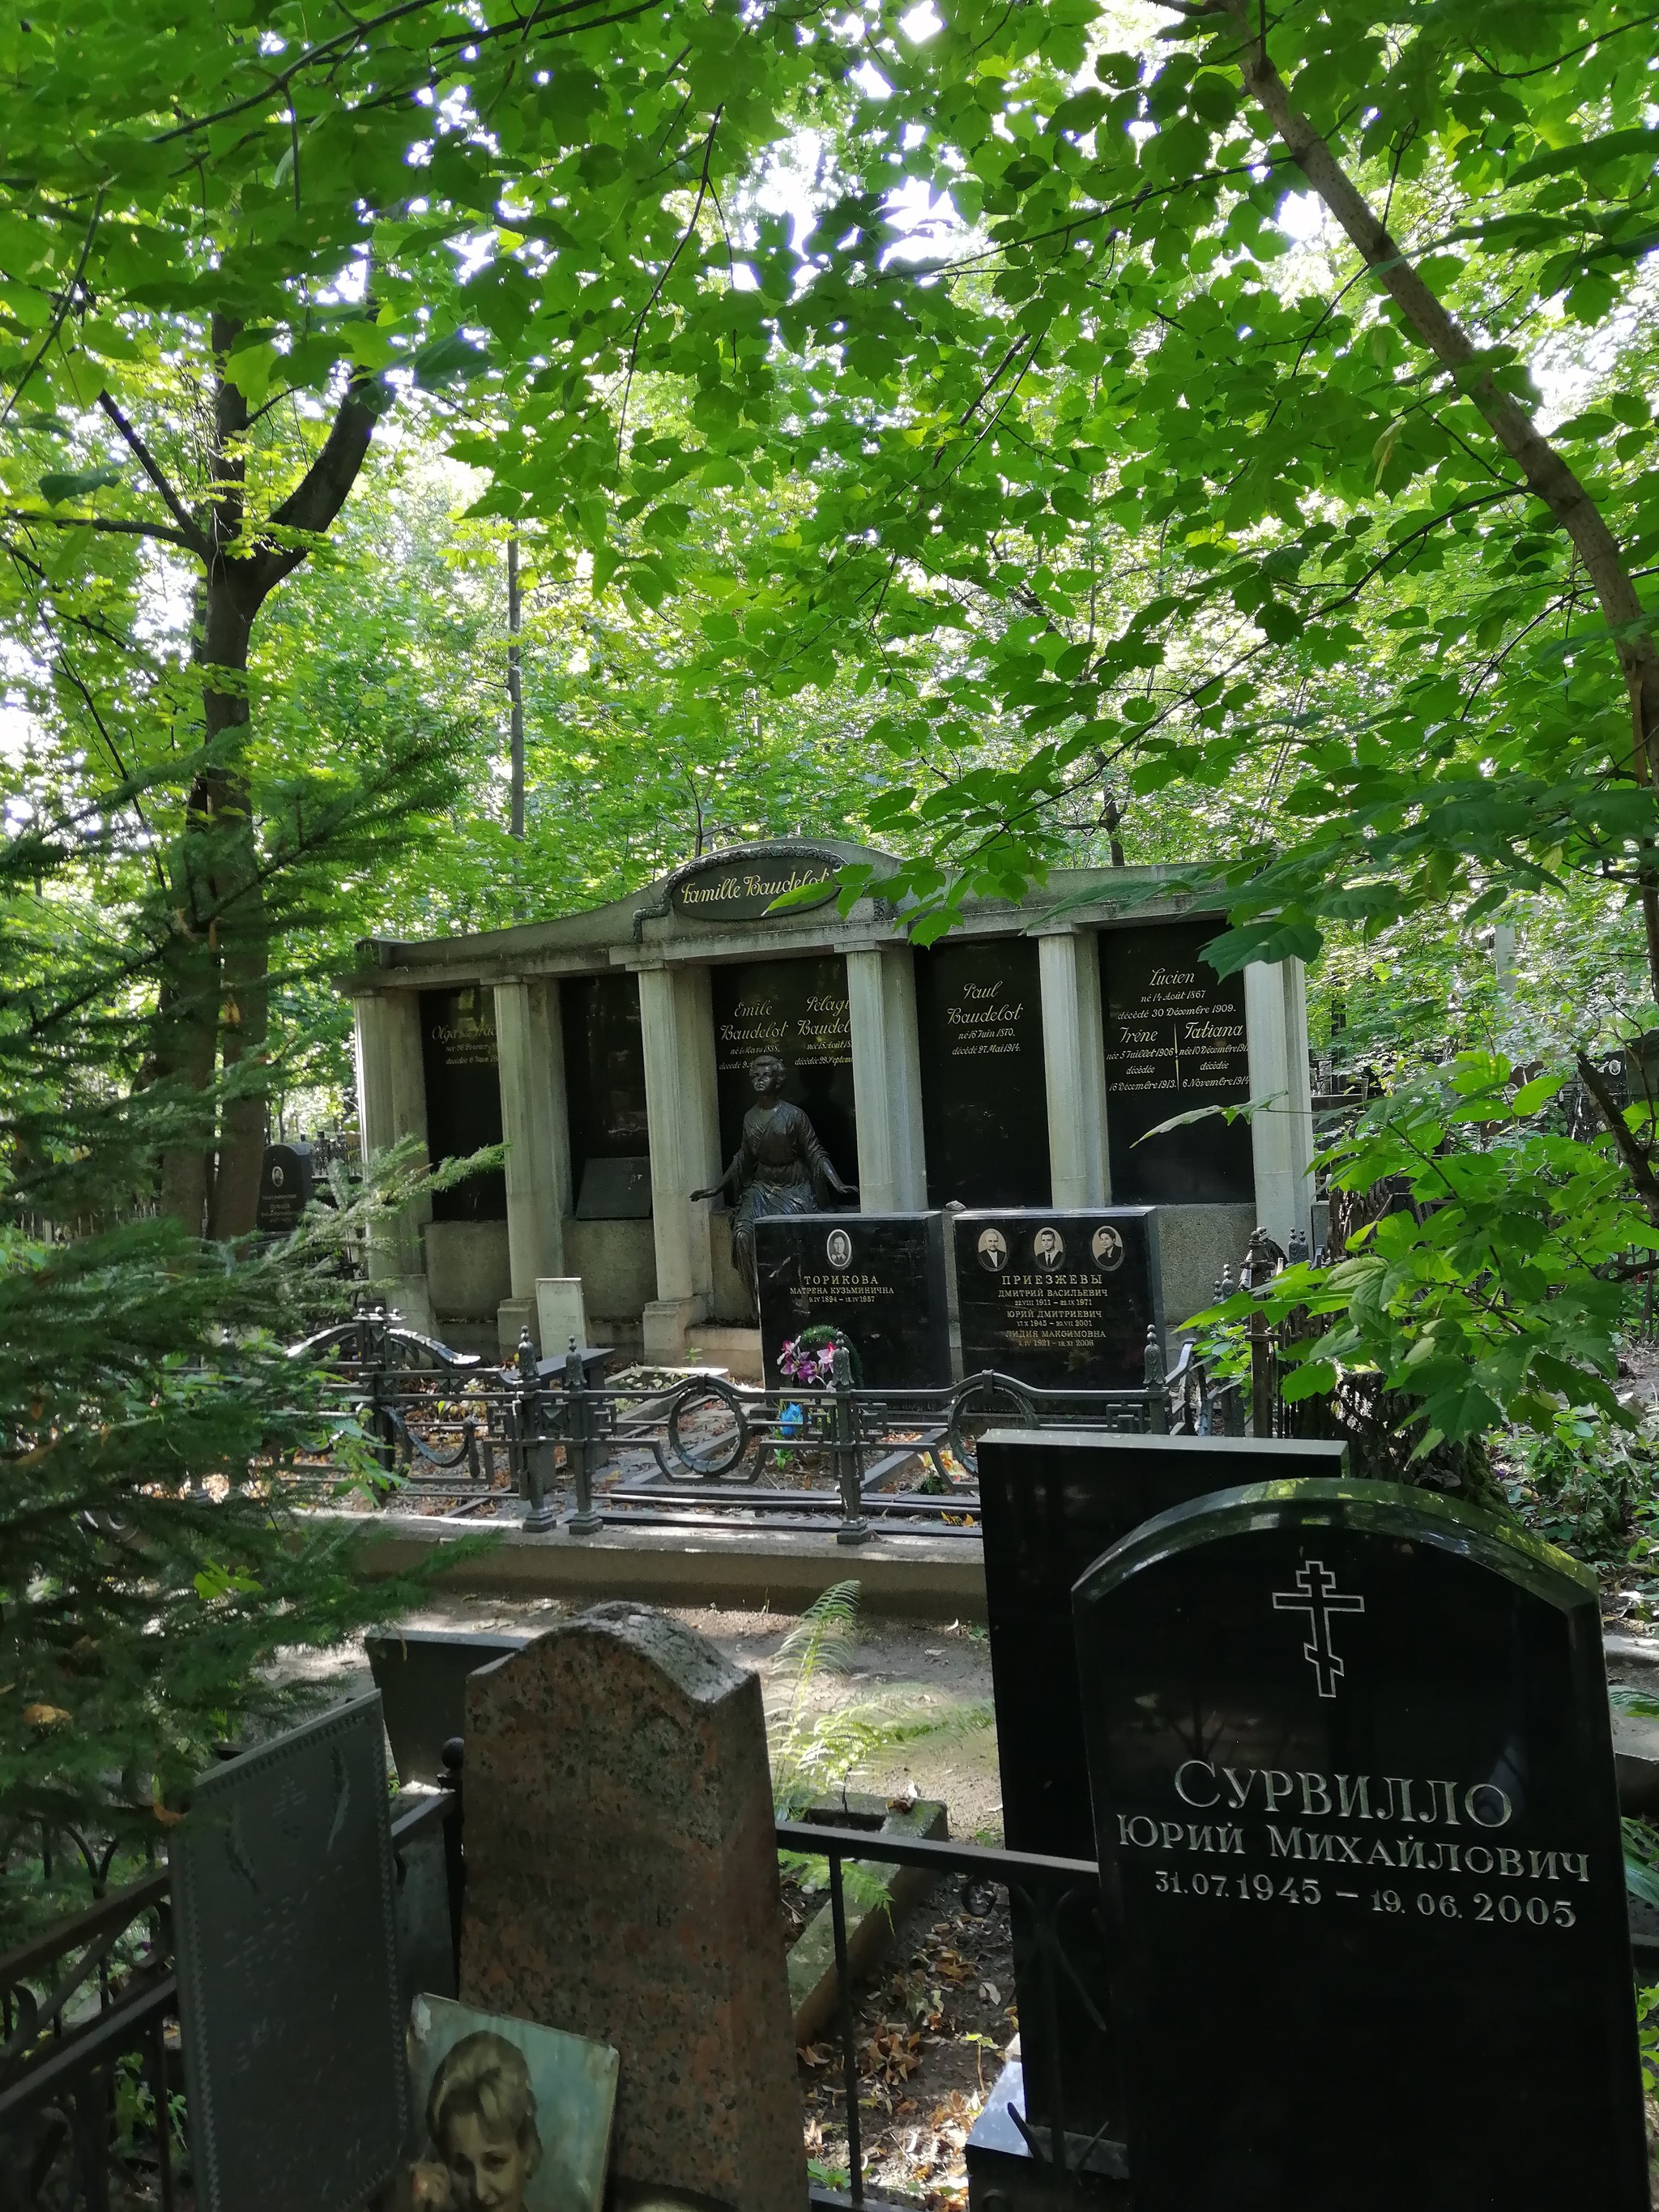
[1073, 1478, 1647, 2210]
[754, 1211, 949, 1388]
[953, 1207, 1162, 1388]
[1099, 916, 1254, 1204]
[420, 984, 507, 1222]
[255, 1141, 313, 1234]
[172, 1695, 407, 2212]
[366, 1625, 533, 1787]
[562, 969, 650, 1204]
[915, 935, 1051, 1207]
[977, 1431, 1347, 2150]
[710, 955, 858, 1185]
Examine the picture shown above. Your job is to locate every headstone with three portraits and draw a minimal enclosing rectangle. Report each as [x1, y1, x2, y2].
[953, 1206, 1162, 1390]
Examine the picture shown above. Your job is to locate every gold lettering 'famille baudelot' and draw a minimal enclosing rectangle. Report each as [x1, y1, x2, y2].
[671, 860, 840, 918]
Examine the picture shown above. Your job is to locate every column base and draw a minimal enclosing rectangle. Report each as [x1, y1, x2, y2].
[642, 1296, 706, 1364]
[377, 1275, 437, 1340]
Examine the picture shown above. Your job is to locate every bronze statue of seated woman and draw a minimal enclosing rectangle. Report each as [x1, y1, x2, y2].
[690, 1052, 856, 1316]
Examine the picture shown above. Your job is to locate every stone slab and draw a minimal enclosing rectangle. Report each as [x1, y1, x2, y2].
[461, 1607, 808, 2212]
[171, 1694, 406, 2212]
[1073, 1477, 1647, 2210]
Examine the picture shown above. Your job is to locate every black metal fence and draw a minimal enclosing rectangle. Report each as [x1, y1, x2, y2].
[1, 1763, 1091, 2212]
[0, 1789, 456, 2212]
[283, 1307, 1247, 1542]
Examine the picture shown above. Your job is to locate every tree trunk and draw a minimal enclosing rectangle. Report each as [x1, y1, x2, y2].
[145, 316, 378, 1232]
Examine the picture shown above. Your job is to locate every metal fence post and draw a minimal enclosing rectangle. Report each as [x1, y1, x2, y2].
[514, 1328, 557, 1534]
[565, 1344, 603, 1535]
[1143, 1325, 1168, 1434]
[439, 1736, 465, 1988]
[831, 1345, 868, 1546]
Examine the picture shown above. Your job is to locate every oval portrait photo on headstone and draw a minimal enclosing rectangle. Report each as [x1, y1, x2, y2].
[976, 1227, 1010, 1272]
[825, 1227, 853, 1270]
[1090, 1224, 1124, 1271]
[1032, 1224, 1066, 1270]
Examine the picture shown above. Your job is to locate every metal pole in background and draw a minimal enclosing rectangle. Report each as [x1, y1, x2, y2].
[507, 532, 524, 840]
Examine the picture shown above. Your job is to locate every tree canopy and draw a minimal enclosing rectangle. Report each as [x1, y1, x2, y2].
[8, 0, 1659, 1453]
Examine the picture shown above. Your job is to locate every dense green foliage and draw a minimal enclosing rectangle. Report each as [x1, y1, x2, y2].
[9, 0, 1659, 1593]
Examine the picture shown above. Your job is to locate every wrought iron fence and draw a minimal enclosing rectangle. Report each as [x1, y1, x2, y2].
[0, 1791, 456, 2212]
[0, 1758, 1096, 2212]
[775, 1817, 1109, 2207]
[284, 1306, 1247, 1541]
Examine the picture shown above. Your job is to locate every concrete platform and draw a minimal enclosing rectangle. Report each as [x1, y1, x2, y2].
[347, 1510, 987, 1621]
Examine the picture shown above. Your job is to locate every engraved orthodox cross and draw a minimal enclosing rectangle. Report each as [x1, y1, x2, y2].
[1272, 1558, 1365, 1698]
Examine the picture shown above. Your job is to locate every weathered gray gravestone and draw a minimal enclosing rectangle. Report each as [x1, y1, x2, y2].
[171, 1694, 407, 2212]
[1073, 1478, 1648, 2211]
[461, 1604, 807, 2212]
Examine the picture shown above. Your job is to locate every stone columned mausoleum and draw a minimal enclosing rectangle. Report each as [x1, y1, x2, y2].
[341, 839, 1315, 1362]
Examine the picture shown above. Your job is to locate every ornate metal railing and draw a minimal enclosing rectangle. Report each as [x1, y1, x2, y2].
[0, 1792, 457, 2212]
[284, 1307, 1247, 1542]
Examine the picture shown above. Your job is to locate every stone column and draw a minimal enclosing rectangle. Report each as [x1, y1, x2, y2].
[352, 990, 435, 1333]
[1244, 956, 1315, 1251]
[1037, 928, 1109, 1206]
[637, 962, 722, 1359]
[846, 944, 926, 1211]
[493, 977, 572, 1350]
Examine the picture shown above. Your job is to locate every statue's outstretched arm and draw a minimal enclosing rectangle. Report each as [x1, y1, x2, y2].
[690, 1147, 744, 1203]
[800, 1113, 856, 1198]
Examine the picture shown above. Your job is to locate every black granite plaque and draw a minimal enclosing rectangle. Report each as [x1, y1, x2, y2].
[366, 1625, 533, 1787]
[562, 970, 650, 1209]
[977, 1431, 1347, 2146]
[754, 1211, 949, 1388]
[1073, 1478, 1648, 2211]
[915, 935, 1051, 1207]
[255, 1141, 313, 1234]
[420, 984, 506, 1222]
[172, 1695, 407, 2212]
[953, 1208, 1162, 1388]
[1100, 917, 1253, 1203]
[711, 955, 858, 1188]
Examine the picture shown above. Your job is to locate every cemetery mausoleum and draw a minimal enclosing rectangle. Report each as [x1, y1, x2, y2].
[343, 839, 1316, 1358]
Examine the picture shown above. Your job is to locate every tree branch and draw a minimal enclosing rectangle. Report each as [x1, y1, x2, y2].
[96, 391, 211, 559]
[1214, 0, 1659, 997]
[1576, 1051, 1659, 1229]
[258, 369, 382, 584]
[2, 511, 202, 552]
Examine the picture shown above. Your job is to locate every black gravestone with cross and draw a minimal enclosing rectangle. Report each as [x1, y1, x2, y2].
[755, 1211, 950, 1388]
[171, 1694, 408, 2212]
[974, 1431, 1348, 2166]
[953, 1207, 1162, 1390]
[1072, 1477, 1647, 2211]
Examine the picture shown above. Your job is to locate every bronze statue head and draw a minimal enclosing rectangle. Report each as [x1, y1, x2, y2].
[748, 1053, 787, 1096]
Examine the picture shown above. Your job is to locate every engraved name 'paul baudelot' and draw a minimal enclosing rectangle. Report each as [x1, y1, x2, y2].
[1110, 1561, 1594, 1929]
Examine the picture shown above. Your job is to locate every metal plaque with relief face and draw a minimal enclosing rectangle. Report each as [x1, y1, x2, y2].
[172, 1693, 407, 2212]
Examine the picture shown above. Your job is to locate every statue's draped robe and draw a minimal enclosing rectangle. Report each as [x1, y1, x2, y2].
[720, 1100, 841, 1309]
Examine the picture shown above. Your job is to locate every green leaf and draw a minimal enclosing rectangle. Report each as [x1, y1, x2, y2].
[37, 465, 124, 503]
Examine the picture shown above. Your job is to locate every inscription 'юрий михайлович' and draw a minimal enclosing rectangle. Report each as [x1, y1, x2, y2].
[1071, 1477, 1648, 2212]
